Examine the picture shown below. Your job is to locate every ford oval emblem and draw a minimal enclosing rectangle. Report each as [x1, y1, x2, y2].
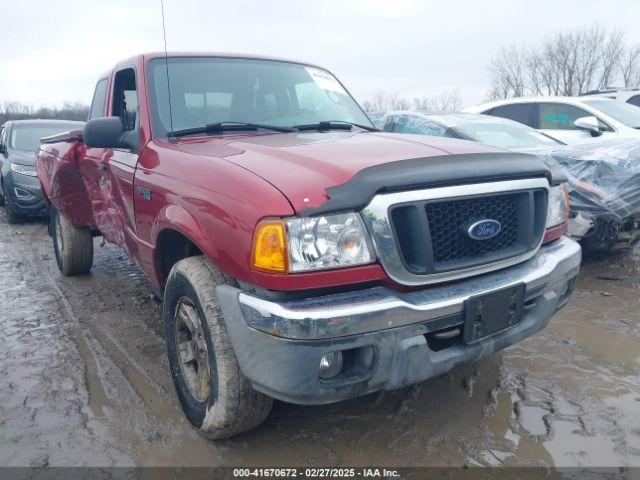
[468, 219, 502, 240]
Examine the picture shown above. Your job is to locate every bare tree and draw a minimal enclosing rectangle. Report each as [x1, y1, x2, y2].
[362, 91, 400, 112]
[413, 90, 462, 112]
[487, 26, 633, 100]
[487, 46, 527, 100]
[362, 89, 462, 113]
[527, 49, 558, 96]
[394, 97, 411, 110]
[619, 45, 640, 87]
[598, 29, 625, 89]
[0, 101, 89, 124]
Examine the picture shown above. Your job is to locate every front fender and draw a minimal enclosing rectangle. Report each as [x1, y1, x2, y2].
[151, 204, 208, 252]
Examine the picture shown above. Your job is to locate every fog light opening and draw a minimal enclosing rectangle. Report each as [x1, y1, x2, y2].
[14, 187, 33, 200]
[319, 351, 343, 380]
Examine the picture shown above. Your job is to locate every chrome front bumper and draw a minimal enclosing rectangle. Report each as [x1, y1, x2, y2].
[235, 237, 581, 340]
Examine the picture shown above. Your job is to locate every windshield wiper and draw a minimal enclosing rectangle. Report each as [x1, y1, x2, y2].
[294, 120, 380, 132]
[168, 122, 297, 138]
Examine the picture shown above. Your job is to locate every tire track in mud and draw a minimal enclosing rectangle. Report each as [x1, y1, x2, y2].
[20, 224, 116, 422]
[0, 216, 129, 466]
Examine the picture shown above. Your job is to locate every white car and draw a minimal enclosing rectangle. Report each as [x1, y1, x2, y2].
[464, 96, 640, 144]
[580, 87, 640, 107]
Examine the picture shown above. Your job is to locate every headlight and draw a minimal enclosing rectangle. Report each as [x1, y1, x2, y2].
[10, 163, 37, 177]
[287, 213, 374, 272]
[251, 213, 375, 273]
[546, 184, 570, 228]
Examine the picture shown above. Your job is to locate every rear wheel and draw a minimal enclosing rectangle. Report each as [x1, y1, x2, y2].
[52, 208, 94, 275]
[164, 256, 273, 439]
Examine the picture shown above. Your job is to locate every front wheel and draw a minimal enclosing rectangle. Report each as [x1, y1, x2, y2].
[52, 208, 94, 275]
[163, 256, 273, 439]
[580, 218, 618, 257]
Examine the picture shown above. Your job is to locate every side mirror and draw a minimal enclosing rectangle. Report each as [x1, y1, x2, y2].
[574, 116, 602, 137]
[84, 117, 128, 149]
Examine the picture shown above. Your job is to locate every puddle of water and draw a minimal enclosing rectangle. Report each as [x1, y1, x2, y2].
[72, 329, 111, 418]
[544, 419, 620, 467]
[517, 404, 548, 437]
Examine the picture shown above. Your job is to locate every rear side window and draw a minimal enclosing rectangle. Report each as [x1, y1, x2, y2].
[627, 95, 640, 108]
[89, 79, 108, 120]
[486, 104, 535, 127]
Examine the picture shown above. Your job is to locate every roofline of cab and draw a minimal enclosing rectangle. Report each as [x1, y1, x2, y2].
[140, 51, 323, 68]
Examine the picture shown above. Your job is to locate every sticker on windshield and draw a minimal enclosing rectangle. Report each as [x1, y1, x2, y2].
[305, 67, 347, 95]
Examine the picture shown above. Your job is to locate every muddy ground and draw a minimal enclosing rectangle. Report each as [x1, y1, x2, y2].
[1, 211, 639, 469]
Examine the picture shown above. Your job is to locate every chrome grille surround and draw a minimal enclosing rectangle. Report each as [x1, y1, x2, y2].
[361, 178, 551, 286]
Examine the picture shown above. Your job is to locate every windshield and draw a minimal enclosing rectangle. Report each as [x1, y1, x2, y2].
[147, 57, 373, 136]
[583, 99, 640, 128]
[10, 124, 82, 151]
[447, 116, 562, 149]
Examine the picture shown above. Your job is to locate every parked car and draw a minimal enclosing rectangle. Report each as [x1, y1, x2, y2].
[37, 53, 580, 438]
[0, 119, 84, 223]
[464, 96, 640, 144]
[375, 111, 640, 255]
[580, 87, 640, 108]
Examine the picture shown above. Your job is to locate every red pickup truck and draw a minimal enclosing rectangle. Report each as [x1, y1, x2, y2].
[37, 53, 581, 438]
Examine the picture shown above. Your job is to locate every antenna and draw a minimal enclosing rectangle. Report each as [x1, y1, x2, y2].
[160, 0, 174, 135]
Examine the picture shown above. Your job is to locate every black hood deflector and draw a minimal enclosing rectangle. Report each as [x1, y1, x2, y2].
[300, 152, 564, 217]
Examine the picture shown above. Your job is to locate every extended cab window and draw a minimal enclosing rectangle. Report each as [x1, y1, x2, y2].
[112, 69, 139, 131]
[89, 78, 108, 120]
[147, 57, 372, 136]
[486, 104, 535, 127]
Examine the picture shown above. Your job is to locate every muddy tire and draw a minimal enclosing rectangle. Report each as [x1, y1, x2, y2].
[52, 208, 94, 276]
[163, 256, 273, 439]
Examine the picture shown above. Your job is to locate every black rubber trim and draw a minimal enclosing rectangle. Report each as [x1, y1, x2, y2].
[300, 152, 565, 217]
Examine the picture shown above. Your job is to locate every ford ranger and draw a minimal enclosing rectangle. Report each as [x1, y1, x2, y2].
[36, 53, 581, 439]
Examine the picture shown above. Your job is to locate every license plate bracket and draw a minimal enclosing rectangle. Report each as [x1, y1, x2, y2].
[463, 284, 525, 343]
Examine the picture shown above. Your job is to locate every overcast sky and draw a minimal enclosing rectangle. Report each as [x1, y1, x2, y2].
[2, 0, 640, 109]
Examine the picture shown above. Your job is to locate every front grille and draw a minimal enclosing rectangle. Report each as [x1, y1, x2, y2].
[390, 189, 548, 275]
[427, 194, 518, 265]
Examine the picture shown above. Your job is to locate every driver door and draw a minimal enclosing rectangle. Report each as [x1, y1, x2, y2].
[79, 68, 141, 258]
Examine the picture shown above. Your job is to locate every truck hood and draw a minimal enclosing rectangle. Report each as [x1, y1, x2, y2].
[173, 131, 505, 213]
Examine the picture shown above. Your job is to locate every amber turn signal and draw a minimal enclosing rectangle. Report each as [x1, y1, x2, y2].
[251, 219, 288, 273]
